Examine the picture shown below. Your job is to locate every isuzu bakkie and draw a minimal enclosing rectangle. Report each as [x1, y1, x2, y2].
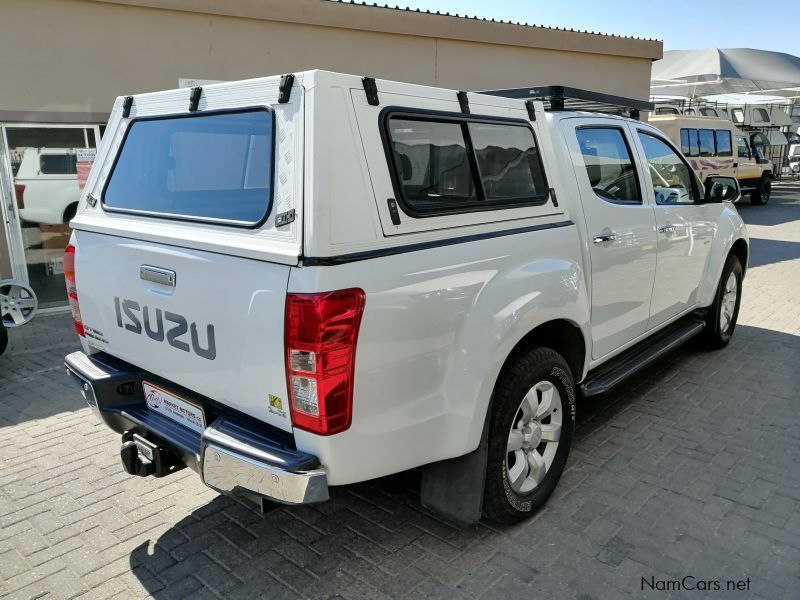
[64, 72, 748, 524]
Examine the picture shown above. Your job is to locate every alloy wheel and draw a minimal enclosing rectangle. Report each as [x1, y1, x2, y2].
[505, 380, 563, 494]
[720, 272, 737, 334]
[0, 281, 38, 327]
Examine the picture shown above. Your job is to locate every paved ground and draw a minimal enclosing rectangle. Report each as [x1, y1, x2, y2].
[1, 186, 799, 600]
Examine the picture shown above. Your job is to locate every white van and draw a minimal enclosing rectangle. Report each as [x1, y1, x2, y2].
[63, 72, 748, 524]
[648, 114, 773, 204]
[729, 103, 794, 128]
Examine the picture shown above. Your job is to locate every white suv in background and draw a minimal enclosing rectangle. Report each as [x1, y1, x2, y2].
[14, 148, 82, 225]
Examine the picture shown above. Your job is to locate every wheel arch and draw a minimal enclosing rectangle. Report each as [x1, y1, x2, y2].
[730, 237, 749, 274]
[496, 319, 587, 389]
[63, 201, 79, 223]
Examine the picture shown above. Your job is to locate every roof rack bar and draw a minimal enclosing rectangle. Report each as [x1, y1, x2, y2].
[479, 85, 654, 115]
[278, 74, 295, 104]
[362, 77, 379, 106]
[189, 86, 202, 112]
[457, 91, 470, 114]
[122, 96, 133, 118]
[525, 100, 536, 121]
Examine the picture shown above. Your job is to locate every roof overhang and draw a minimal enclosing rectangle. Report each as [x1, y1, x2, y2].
[87, 0, 663, 60]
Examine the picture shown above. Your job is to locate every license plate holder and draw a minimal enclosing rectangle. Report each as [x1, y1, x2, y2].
[143, 381, 206, 434]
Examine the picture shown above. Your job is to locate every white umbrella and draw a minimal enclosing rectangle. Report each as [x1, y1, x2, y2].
[651, 48, 800, 99]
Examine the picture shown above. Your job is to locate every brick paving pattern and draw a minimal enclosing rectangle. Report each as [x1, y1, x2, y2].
[1, 186, 799, 599]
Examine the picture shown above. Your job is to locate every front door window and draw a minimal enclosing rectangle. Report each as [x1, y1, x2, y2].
[637, 132, 699, 205]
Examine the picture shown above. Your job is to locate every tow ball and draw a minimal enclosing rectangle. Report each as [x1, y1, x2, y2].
[120, 431, 186, 478]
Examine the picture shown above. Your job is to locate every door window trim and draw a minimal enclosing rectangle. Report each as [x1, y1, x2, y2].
[575, 124, 643, 205]
[379, 107, 551, 218]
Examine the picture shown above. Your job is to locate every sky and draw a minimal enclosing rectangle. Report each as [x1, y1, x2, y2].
[386, 0, 800, 56]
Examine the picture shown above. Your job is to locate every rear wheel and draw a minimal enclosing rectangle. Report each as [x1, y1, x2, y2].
[750, 176, 771, 205]
[702, 255, 743, 349]
[483, 347, 575, 524]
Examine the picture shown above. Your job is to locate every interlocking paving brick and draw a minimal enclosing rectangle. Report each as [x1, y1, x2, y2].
[1, 185, 799, 598]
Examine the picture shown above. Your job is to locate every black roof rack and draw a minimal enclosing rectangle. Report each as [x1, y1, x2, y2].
[479, 85, 654, 119]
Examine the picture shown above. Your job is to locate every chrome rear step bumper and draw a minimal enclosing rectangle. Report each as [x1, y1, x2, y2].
[64, 351, 328, 505]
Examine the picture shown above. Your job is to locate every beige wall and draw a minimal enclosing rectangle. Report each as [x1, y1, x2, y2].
[0, 0, 661, 123]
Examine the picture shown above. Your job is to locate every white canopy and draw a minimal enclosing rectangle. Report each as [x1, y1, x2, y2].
[651, 48, 800, 99]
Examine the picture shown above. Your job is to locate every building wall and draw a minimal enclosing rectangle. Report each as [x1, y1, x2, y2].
[0, 0, 661, 123]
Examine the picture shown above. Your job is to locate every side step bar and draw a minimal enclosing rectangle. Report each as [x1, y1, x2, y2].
[580, 318, 705, 397]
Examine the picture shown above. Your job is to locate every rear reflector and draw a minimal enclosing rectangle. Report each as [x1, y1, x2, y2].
[63, 245, 84, 336]
[285, 289, 365, 435]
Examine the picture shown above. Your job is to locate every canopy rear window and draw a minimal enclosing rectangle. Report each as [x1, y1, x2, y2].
[103, 109, 274, 226]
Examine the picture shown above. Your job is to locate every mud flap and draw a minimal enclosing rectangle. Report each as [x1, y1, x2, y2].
[420, 413, 490, 526]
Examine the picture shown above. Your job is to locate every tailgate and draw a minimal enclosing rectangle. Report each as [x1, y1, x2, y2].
[73, 231, 294, 432]
[66, 77, 305, 432]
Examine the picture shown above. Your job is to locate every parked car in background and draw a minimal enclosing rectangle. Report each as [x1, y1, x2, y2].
[648, 114, 773, 204]
[64, 72, 748, 525]
[789, 144, 800, 174]
[14, 148, 81, 225]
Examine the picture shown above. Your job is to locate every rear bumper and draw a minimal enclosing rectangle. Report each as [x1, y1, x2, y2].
[64, 351, 328, 505]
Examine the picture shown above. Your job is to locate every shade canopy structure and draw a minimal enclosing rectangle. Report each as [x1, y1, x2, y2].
[651, 48, 800, 99]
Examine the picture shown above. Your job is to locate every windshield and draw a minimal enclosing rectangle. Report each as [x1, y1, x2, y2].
[104, 109, 274, 226]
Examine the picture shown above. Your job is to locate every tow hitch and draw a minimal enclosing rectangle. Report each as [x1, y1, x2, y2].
[120, 431, 186, 478]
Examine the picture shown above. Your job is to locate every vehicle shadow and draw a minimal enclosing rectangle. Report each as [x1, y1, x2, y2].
[746, 237, 800, 268]
[736, 185, 799, 227]
[129, 324, 800, 599]
[0, 313, 84, 426]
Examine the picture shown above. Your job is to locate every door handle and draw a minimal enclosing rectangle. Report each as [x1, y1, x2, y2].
[658, 225, 675, 234]
[592, 233, 617, 244]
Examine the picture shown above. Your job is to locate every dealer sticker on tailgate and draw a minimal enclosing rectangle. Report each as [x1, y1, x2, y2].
[143, 382, 206, 434]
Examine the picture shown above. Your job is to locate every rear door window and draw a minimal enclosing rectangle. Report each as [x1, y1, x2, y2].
[698, 129, 715, 156]
[103, 109, 274, 226]
[576, 127, 641, 203]
[715, 130, 733, 157]
[680, 128, 699, 157]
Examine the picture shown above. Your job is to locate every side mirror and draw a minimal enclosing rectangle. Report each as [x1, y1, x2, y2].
[704, 176, 740, 203]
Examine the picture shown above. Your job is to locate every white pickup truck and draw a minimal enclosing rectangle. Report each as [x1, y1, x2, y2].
[14, 148, 82, 225]
[64, 72, 748, 525]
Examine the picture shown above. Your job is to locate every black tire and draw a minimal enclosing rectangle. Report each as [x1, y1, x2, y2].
[750, 176, 771, 205]
[483, 347, 576, 524]
[701, 255, 743, 349]
[0, 324, 7, 356]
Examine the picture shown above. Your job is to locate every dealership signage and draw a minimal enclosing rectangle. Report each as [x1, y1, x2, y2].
[76, 148, 96, 190]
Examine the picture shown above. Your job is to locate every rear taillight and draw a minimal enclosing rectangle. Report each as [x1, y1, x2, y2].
[63, 245, 84, 336]
[285, 288, 365, 435]
[13, 184, 25, 209]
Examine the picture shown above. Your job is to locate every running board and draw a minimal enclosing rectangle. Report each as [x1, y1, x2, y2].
[580, 318, 705, 397]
